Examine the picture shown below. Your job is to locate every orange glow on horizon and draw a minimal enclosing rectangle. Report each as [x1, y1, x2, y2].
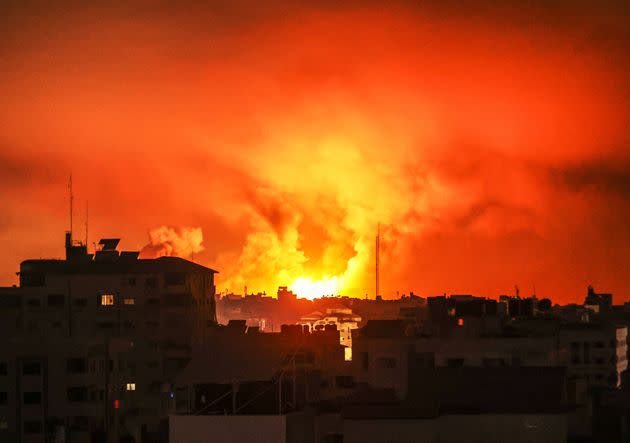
[290, 276, 344, 300]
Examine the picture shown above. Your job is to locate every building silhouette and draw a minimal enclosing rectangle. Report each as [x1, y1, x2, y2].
[0, 233, 217, 443]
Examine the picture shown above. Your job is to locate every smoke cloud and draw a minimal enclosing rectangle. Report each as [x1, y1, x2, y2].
[141, 226, 204, 259]
[1, 1, 629, 302]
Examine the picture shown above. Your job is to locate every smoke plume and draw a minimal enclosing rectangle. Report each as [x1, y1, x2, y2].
[141, 226, 204, 259]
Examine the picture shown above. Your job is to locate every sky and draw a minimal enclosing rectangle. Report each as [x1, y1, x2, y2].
[1, 0, 629, 303]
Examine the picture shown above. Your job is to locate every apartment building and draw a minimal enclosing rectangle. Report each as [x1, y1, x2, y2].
[352, 319, 567, 398]
[0, 233, 217, 443]
[560, 323, 628, 388]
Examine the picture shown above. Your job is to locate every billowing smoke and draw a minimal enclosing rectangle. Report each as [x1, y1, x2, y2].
[141, 226, 204, 259]
[1, 1, 629, 301]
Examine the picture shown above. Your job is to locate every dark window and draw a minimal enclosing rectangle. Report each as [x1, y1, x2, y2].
[0, 362, 6, 375]
[21, 272, 46, 287]
[67, 387, 88, 402]
[67, 358, 87, 374]
[96, 321, 115, 330]
[305, 351, 315, 364]
[376, 357, 396, 369]
[571, 342, 580, 364]
[322, 434, 343, 443]
[145, 277, 158, 289]
[595, 341, 604, 348]
[583, 342, 591, 364]
[595, 358, 604, 365]
[165, 293, 191, 307]
[128, 277, 136, 286]
[335, 375, 355, 389]
[26, 298, 41, 308]
[361, 352, 369, 371]
[164, 272, 185, 286]
[164, 358, 189, 371]
[47, 294, 65, 308]
[146, 298, 160, 307]
[0, 392, 7, 404]
[0, 294, 21, 308]
[23, 421, 43, 434]
[447, 358, 465, 368]
[71, 416, 89, 431]
[23, 392, 41, 405]
[123, 321, 135, 330]
[165, 318, 180, 328]
[415, 352, 435, 368]
[73, 298, 88, 308]
[147, 361, 159, 369]
[22, 361, 41, 375]
[482, 358, 507, 367]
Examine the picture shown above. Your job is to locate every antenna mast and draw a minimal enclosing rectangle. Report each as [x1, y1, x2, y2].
[68, 175, 74, 240]
[375, 223, 380, 299]
[85, 201, 89, 248]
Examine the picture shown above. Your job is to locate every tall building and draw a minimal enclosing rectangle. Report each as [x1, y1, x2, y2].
[0, 233, 217, 443]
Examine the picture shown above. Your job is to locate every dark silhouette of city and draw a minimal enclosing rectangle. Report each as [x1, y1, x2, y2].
[1, 232, 629, 442]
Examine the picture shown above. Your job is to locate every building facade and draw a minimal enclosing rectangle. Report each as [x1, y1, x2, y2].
[0, 234, 217, 443]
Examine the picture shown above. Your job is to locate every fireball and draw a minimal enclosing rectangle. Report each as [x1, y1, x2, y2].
[290, 276, 343, 300]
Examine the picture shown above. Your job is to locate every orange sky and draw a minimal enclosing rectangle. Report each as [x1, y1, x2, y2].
[1, 0, 629, 303]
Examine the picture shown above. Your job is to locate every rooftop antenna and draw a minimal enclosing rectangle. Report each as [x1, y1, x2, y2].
[375, 223, 380, 299]
[68, 174, 74, 241]
[85, 201, 89, 248]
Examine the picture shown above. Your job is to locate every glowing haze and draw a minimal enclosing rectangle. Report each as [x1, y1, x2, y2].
[1, 1, 630, 303]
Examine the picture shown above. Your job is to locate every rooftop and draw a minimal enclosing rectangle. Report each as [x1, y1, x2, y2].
[20, 255, 218, 275]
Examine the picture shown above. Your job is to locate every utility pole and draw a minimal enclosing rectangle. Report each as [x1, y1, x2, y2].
[278, 373, 283, 415]
[292, 357, 296, 408]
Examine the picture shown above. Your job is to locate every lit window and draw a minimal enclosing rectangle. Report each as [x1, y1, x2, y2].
[100, 294, 115, 306]
[344, 347, 353, 361]
[457, 318, 464, 326]
[123, 298, 135, 306]
[126, 383, 136, 391]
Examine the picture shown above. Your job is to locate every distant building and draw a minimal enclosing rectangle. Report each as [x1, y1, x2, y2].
[173, 322, 347, 415]
[584, 285, 613, 313]
[299, 308, 361, 361]
[352, 319, 567, 399]
[559, 323, 628, 388]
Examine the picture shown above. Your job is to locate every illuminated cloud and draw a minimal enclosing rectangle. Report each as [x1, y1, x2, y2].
[0, 1, 629, 301]
[141, 226, 204, 259]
